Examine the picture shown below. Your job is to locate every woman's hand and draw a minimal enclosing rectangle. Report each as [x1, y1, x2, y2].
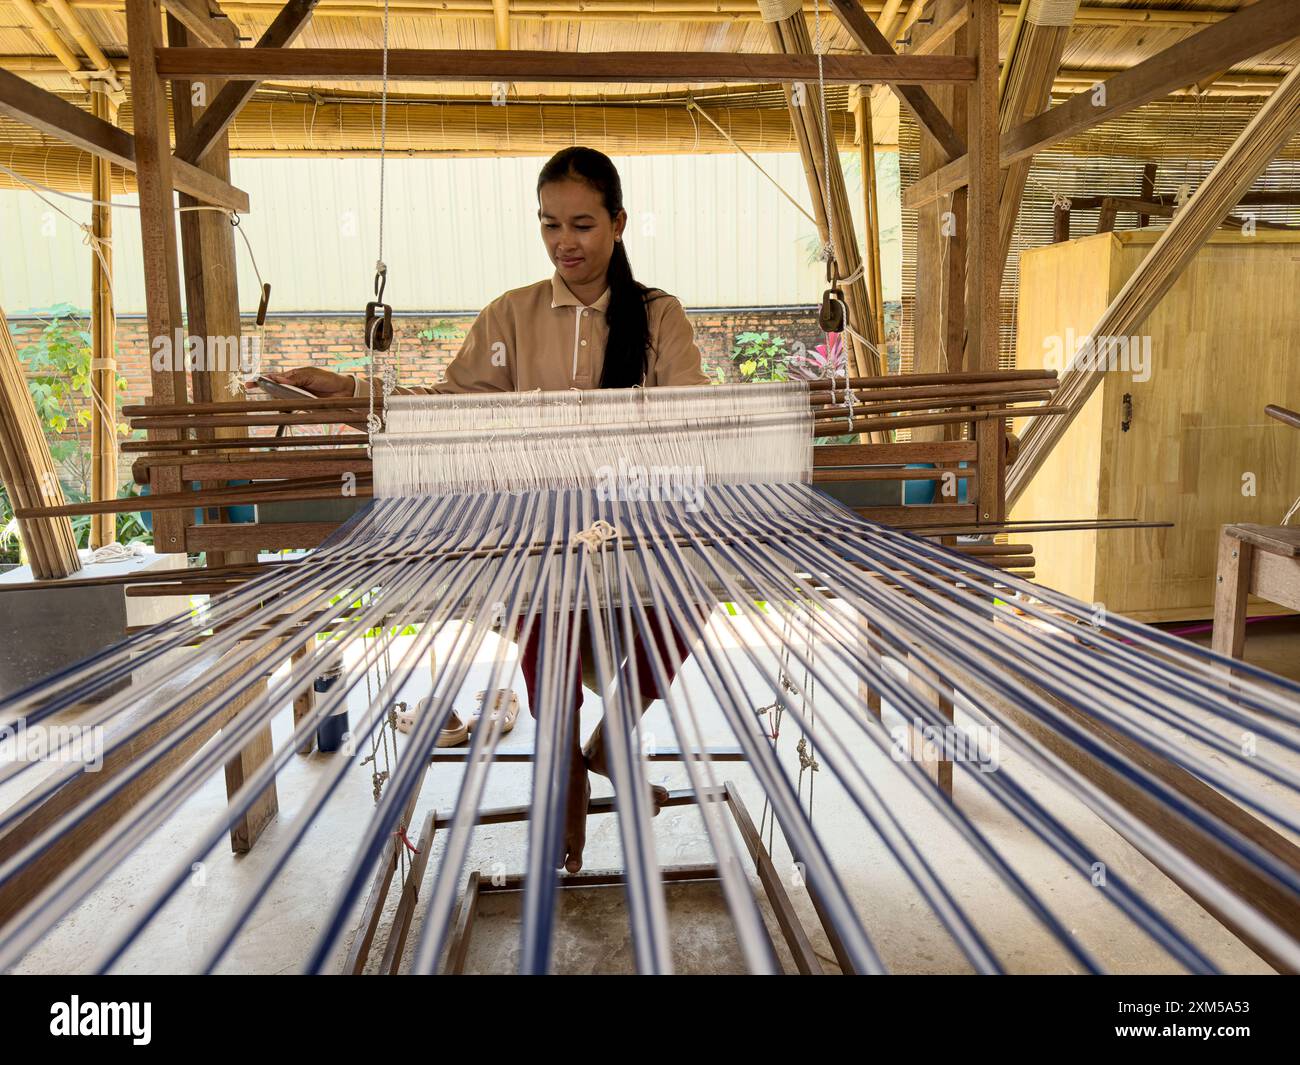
[245, 368, 356, 398]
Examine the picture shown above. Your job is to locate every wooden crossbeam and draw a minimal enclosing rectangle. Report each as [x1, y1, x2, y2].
[153, 47, 978, 84]
[830, 0, 965, 160]
[175, 0, 319, 164]
[163, 0, 239, 48]
[0, 66, 249, 211]
[903, 0, 1300, 209]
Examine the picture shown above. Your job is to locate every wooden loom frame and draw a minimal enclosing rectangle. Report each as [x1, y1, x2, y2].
[3, 0, 1299, 972]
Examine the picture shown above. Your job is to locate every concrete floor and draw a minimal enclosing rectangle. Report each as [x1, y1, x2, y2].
[8, 613, 1298, 975]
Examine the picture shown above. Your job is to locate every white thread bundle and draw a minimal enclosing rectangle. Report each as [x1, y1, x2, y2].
[374, 383, 812, 500]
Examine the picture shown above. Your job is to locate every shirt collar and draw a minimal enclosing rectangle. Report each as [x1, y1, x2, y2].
[550, 271, 611, 313]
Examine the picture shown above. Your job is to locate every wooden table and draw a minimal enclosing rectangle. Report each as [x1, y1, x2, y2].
[1211, 523, 1300, 659]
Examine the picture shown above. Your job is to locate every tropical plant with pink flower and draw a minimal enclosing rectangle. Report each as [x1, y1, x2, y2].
[788, 332, 847, 381]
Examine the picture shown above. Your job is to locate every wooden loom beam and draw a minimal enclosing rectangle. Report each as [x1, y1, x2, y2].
[0, 638, 282, 927]
[902, 0, 1300, 210]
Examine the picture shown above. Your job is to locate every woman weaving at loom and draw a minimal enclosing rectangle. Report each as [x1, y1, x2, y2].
[261, 147, 708, 873]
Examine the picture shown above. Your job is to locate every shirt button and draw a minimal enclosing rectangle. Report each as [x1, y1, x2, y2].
[580, 339, 588, 346]
[582, 309, 589, 317]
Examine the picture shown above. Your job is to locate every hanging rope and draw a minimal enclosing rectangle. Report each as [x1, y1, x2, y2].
[364, 0, 396, 456]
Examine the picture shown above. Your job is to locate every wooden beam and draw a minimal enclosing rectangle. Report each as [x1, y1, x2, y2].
[126, 0, 191, 553]
[0, 639, 281, 929]
[994, 2, 1077, 274]
[0, 67, 249, 211]
[911, 2, 969, 56]
[830, 0, 966, 161]
[967, 0, 1003, 525]
[154, 47, 978, 84]
[903, 0, 1300, 208]
[909, 0, 967, 430]
[164, 0, 240, 48]
[992, 674, 1300, 975]
[1008, 61, 1300, 505]
[175, 0, 319, 164]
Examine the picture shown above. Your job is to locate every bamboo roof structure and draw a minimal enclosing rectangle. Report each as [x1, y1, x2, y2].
[1, 2, 1297, 194]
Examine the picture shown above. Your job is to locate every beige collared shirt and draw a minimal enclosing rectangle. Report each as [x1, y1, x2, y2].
[360, 273, 708, 395]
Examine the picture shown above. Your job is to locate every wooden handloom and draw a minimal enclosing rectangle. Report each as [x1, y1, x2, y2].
[1, 1, 1298, 974]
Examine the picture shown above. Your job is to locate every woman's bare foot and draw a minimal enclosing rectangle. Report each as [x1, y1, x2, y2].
[561, 753, 590, 874]
[584, 732, 669, 814]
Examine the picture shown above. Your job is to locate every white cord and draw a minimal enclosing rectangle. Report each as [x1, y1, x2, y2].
[82, 542, 148, 564]
[0, 161, 230, 216]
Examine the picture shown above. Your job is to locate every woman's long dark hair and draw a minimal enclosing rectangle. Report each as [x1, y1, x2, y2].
[537, 147, 663, 388]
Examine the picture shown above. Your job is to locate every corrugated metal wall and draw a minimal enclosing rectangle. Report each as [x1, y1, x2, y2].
[1, 152, 902, 315]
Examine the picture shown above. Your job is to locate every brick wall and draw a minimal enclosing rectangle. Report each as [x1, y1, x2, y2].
[9, 308, 849, 405]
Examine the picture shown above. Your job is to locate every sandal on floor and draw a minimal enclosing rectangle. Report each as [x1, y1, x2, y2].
[468, 689, 520, 736]
[396, 698, 470, 746]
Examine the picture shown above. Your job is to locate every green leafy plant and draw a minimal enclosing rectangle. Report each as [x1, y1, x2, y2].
[731, 331, 791, 382]
[417, 319, 466, 343]
[14, 303, 149, 552]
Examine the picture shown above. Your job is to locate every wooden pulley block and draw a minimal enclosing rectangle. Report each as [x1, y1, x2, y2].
[365, 301, 394, 352]
[819, 287, 846, 332]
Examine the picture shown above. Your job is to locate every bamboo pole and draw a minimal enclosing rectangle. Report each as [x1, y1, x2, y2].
[0, 305, 82, 577]
[855, 85, 888, 354]
[89, 86, 118, 548]
[764, 5, 882, 378]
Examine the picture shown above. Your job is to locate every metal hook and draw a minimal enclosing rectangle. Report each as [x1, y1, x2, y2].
[374, 261, 387, 303]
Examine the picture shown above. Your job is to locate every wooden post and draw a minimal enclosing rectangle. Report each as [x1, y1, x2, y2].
[910, 0, 968, 447]
[89, 86, 117, 549]
[967, 0, 1004, 524]
[167, 14, 257, 569]
[1052, 199, 1071, 242]
[1211, 528, 1252, 660]
[1138, 162, 1157, 227]
[124, 0, 191, 554]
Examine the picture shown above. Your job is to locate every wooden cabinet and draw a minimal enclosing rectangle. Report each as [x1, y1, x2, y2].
[1011, 229, 1300, 622]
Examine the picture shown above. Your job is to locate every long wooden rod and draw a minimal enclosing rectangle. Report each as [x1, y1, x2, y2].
[153, 47, 978, 84]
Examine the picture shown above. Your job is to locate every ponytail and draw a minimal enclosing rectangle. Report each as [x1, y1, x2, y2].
[537, 146, 662, 388]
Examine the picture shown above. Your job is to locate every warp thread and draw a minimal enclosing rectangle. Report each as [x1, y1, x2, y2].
[1027, 0, 1079, 27]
